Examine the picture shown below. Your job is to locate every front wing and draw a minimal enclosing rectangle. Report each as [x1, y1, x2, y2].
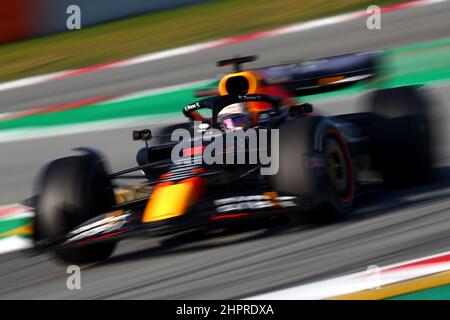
[55, 189, 301, 249]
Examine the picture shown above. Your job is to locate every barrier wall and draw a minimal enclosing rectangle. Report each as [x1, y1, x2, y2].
[0, 0, 211, 44]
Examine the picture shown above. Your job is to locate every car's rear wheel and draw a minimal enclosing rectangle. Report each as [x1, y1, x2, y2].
[33, 151, 117, 264]
[367, 86, 434, 186]
[272, 116, 355, 222]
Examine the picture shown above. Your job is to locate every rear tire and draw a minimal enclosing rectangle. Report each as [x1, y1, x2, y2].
[272, 116, 355, 222]
[367, 86, 433, 186]
[33, 152, 117, 264]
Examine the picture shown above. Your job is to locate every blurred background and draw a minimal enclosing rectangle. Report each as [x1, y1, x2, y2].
[0, 0, 449, 299]
[0, 0, 409, 81]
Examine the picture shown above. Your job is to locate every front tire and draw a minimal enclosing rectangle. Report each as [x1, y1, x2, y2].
[33, 151, 117, 264]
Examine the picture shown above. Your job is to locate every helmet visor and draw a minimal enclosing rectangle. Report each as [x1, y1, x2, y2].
[221, 114, 248, 130]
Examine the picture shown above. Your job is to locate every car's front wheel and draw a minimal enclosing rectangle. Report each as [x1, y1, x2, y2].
[33, 151, 117, 264]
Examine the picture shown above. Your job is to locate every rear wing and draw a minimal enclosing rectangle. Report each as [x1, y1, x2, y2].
[259, 51, 381, 96]
[205, 52, 381, 98]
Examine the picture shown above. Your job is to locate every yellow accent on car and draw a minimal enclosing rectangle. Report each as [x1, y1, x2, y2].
[318, 76, 345, 85]
[263, 191, 280, 206]
[218, 71, 260, 95]
[142, 179, 202, 223]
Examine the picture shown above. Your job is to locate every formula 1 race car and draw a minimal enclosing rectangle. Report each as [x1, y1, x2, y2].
[32, 54, 434, 263]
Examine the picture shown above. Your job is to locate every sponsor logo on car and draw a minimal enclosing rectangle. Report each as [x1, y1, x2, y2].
[214, 192, 297, 213]
[66, 212, 130, 242]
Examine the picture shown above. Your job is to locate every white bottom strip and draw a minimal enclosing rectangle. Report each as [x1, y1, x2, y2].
[246, 250, 450, 300]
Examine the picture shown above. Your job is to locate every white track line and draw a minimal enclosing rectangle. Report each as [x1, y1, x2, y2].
[0, 114, 184, 144]
[0, 236, 32, 255]
[106, 79, 214, 104]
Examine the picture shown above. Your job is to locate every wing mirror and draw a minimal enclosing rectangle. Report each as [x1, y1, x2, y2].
[132, 128, 152, 141]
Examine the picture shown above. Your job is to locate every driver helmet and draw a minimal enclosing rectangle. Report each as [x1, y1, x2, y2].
[217, 103, 250, 131]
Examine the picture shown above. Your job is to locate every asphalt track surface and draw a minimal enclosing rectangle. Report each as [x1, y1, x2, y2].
[0, 2, 450, 299]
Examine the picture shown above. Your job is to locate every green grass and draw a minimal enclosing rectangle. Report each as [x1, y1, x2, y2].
[0, 0, 404, 82]
[388, 283, 450, 300]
